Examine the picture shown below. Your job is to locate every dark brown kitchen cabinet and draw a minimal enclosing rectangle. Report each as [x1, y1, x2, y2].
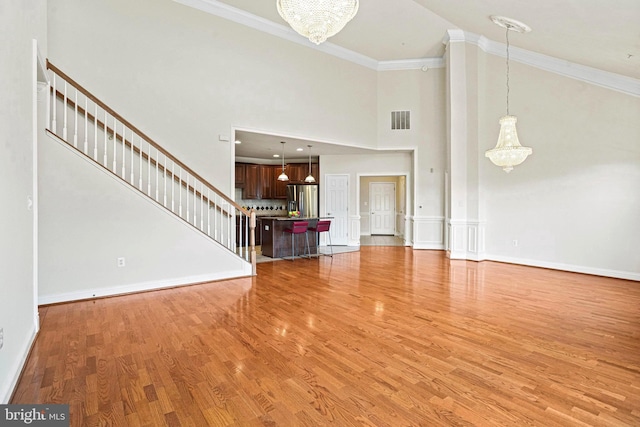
[287, 163, 307, 183]
[239, 162, 318, 199]
[259, 165, 274, 199]
[273, 164, 289, 199]
[243, 164, 275, 200]
[243, 164, 260, 199]
[234, 163, 246, 187]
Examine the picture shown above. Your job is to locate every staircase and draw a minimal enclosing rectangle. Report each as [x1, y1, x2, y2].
[45, 61, 256, 275]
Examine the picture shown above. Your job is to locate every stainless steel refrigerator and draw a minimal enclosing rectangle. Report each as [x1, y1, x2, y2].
[287, 184, 318, 218]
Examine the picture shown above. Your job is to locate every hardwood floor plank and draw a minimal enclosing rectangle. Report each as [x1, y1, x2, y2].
[11, 248, 640, 426]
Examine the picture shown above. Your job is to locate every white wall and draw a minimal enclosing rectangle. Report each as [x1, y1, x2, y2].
[446, 40, 640, 279]
[321, 153, 412, 245]
[38, 137, 251, 304]
[47, 0, 379, 196]
[0, 0, 47, 403]
[377, 69, 447, 248]
[45, 0, 640, 280]
[479, 53, 640, 279]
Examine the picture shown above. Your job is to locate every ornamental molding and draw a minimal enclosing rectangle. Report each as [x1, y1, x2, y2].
[174, 0, 640, 95]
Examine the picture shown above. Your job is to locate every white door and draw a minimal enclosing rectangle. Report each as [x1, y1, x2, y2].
[370, 182, 395, 235]
[325, 174, 349, 245]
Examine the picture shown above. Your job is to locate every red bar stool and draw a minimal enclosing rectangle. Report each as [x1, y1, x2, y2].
[308, 220, 332, 257]
[283, 221, 310, 260]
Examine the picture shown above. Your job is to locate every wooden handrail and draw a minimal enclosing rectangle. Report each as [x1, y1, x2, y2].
[46, 60, 248, 217]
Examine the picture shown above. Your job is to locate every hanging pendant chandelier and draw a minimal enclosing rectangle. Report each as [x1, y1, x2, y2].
[485, 16, 533, 173]
[278, 141, 289, 181]
[276, 0, 359, 45]
[304, 145, 316, 183]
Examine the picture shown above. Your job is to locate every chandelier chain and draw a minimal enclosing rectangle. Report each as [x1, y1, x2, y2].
[506, 26, 510, 116]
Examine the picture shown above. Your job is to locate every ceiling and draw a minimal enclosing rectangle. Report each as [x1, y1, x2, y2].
[234, 130, 398, 164]
[197, 0, 640, 160]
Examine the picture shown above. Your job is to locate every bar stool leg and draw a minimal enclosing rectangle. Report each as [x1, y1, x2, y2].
[327, 230, 333, 257]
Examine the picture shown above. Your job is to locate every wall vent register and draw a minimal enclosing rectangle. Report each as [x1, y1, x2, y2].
[391, 110, 410, 130]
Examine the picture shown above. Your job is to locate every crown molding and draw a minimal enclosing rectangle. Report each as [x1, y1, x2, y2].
[174, 0, 441, 71]
[176, 0, 640, 94]
[377, 58, 445, 71]
[444, 30, 640, 97]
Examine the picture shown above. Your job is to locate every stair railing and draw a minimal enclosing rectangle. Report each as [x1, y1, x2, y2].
[45, 61, 256, 274]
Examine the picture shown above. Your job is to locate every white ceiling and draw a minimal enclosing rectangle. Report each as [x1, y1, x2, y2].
[186, 0, 640, 160]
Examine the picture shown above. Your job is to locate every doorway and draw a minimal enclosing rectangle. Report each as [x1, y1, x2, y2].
[359, 175, 406, 246]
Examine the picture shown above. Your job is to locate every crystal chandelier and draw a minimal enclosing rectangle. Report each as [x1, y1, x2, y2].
[276, 0, 359, 45]
[485, 16, 533, 173]
[278, 141, 289, 181]
[304, 145, 316, 183]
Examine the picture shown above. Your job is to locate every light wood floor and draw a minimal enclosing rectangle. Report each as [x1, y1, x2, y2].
[12, 248, 640, 426]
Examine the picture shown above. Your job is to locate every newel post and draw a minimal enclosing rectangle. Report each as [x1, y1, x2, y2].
[250, 209, 257, 275]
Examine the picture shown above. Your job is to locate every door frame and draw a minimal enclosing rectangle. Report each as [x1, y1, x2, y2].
[357, 173, 409, 242]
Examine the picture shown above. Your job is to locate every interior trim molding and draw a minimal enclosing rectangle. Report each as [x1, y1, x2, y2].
[446, 30, 640, 97]
[485, 254, 640, 282]
[174, 0, 380, 70]
[38, 271, 253, 306]
[175, 0, 639, 94]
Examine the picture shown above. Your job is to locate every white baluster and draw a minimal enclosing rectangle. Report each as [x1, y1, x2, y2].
[112, 118, 117, 173]
[207, 189, 211, 236]
[83, 97, 88, 154]
[93, 103, 98, 161]
[51, 75, 57, 133]
[227, 204, 232, 248]
[147, 142, 151, 196]
[186, 175, 190, 222]
[138, 136, 143, 190]
[193, 181, 198, 227]
[103, 110, 108, 167]
[73, 90, 78, 148]
[121, 124, 126, 179]
[171, 163, 175, 213]
[46, 79, 51, 132]
[178, 169, 183, 217]
[214, 196, 217, 240]
[155, 150, 159, 202]
[62, 81, 67, 140]
[163, 157, 167, 207]
[130, 130, 134, 185]
[200, 184, 204, 231]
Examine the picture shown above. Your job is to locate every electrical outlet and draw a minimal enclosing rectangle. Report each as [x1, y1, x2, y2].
[117, 257, 126, 267]
[0, 328, 4, 350]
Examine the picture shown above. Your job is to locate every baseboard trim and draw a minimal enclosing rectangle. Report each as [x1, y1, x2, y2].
[485, 254, 640, 282]
[38, 270, 252, 306]
[1, 324, 38, 404]
[413, 243, 445, 250]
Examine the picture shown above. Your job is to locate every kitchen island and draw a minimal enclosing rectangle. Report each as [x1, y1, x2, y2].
[261, 217, 322, 259]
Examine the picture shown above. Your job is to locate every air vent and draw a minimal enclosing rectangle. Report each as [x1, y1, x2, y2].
[391, 110, 410, 130]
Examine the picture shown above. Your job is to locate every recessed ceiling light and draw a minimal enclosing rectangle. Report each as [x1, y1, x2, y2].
[234, 140, 241, 144]
[273, 154, 280, 158]
[296, 148, 304, 151]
